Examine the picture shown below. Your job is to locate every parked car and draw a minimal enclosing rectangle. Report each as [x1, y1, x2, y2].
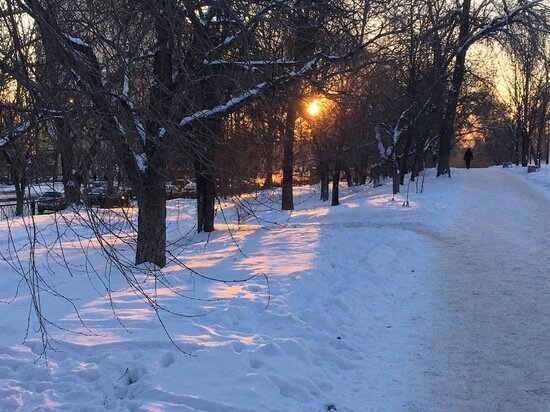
[166, 179, 197, 199]
[182, 181, 197, 198]
[37, 191, 67, 214]
[86, 184, 130, 208]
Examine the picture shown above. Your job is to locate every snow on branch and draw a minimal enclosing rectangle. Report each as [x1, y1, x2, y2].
[203, 58, 297, 70]
[294, 56, 318, 76]
[392, 103, 417, 145]
[0, 111, 62, 148]
[121, 60, 130, 99]
[179, 82, 269, 127]
[203, 54, 341, 75]
[118, 59, 147, 144]
[64, 33, 90, 48]
[179, 55, 319, 128]
[375, 126, 387, 160]
[134, 153, 148, 173]
[113, 116, 127, 138]
[0, 121, 31, 148]
[458, 0, 545, 53]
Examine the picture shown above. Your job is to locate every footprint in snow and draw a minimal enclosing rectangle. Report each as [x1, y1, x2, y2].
[249, 358, 264, 369]
[232, 341, 246, 354]
[75, 366, 100, 382]
[161, 352, 176, 367]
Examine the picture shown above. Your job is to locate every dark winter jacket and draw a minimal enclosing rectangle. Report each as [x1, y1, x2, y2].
[464, 149, 473, 161]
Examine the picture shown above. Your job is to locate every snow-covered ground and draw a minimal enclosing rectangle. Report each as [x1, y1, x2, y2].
[0, 165, 549, 411]
[0, 181, 65, 197]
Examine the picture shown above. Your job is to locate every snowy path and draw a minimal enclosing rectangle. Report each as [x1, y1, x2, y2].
[409, 168, 550, 411]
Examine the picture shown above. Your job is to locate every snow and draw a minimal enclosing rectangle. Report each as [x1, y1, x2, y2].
[0, 166, 549, 411]
[506, 163, 550, 197]
[203, 59, 296, 68]
[179, 84, 267, 127]
[64, 34, 90, 48]
[136, 122, 147, 142]
[293, 56, 319, 76]
[122, 72, 129, 98]
[158, 128, 166, 139]
[114, 116, 127, 137]
[135, 153, 148, 172]
[0, 121, 32, 147]
[0, 182, 64, 197]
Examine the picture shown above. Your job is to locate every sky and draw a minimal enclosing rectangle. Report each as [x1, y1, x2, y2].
[0, 164, 549, 411]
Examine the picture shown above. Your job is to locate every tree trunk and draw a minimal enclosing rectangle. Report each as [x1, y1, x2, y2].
[514, 127, 520, 165]
[399, 132, 413, 185]
[521, 129, 529, 167]
[546, 131, 549, 165]
[7, 153, 26, 216]
[263, 159, 274, 189]
[282, 99, 297, 210]
[14, 173, 26, 216]
[195, 155, 216, 233]
[343, 164, 353, 187]
[411, 131, 426, 181]
[437, 0, 471, 177]
[356, 163, 366, 186]
[56, 118, 81, 204]
[262, 133, 274, 189]
[319, 158, 329, 202]
[535, 92, 548, 165]
[33, 1, 81, 204]
[191, 111, 218, 232]
[135, 0, 176, 265]
[393, 172, 400, 195]
[519, 69, 532, 166]
[393, 148, 400, 194]
[331, 162, 341, 207]
[136, 173, 167, 267]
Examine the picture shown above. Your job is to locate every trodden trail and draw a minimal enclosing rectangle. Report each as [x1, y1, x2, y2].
[411, 168, 550, 411]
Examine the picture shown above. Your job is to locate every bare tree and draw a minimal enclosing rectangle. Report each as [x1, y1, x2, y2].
[435, 0, 548, 176]
[503, 26, 549, 166]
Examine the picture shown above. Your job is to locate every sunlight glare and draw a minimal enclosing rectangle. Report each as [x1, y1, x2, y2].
[307, 99, 321, 117]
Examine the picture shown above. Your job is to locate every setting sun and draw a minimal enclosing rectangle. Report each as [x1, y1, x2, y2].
[306, 99, 322, 117]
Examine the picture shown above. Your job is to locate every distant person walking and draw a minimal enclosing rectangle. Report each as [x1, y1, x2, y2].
[464, 148, 473, 169]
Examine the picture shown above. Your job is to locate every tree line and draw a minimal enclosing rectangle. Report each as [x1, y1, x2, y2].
[1, 0, 549, 269]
